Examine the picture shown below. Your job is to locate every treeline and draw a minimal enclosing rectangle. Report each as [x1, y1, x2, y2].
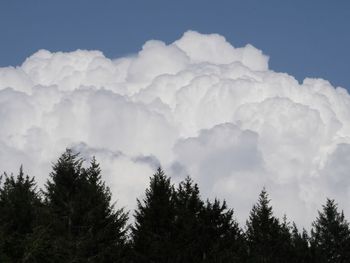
[1, 150, 350, 262]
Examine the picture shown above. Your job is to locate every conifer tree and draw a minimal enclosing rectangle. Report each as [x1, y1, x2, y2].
[290, 223, 310, 263]
[77, 157, 129, 262]
[245, 188, 290, 263]
[0, 166, 43, 262]
[278, 215, 296, 261]
[199, 198, 247, 263]
[310, 198, 350, 263]
[173, 176, 204, 262]
[44, 149, 128, 262]
[132, 167, 176, 263]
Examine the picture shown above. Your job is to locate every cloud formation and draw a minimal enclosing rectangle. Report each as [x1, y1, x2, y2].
[1, 31, 350, 227]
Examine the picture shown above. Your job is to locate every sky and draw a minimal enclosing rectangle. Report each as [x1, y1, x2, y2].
[0, 0, 349, 89]
[1, 1, 350, 228]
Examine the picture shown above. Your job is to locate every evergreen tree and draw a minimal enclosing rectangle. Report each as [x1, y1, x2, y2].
[76, 157, 129, 262]
[45, 149, 128, 262]
[245, 188, 290, 263]
[132, 167, 176, 263]
[173, 176, 204, 262]
[310, 198, 350, 263]
[199, 198, 247, 263]
[0, 166, 43, 262]
[278, 215, 294, 260]
[6, 150, 350, 263]
[290, 223, 310, 263]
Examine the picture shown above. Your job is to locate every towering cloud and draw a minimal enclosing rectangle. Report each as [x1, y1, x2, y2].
[0, 31, 349, 227]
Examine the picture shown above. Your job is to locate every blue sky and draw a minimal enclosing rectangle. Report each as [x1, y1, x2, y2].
[0, 0, 349, 89]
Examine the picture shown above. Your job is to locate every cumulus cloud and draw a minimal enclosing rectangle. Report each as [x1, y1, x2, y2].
[0, 30, 350, 227]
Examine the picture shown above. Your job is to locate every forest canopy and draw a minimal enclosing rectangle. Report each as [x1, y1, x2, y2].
[1, 149, 350, 262]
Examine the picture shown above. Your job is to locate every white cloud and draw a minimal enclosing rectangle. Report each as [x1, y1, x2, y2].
[0, 31, 349, 228]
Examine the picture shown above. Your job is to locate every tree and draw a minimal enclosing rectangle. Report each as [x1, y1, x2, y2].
[0, 166, 43, 262]
[44, 149, 128, 262]
[310, 198, 350, 263]
[76, 157, 129, 262]
[131, 167, 176, 263]
[245, 188, 290, 263]
[290, 223, 310, 263]
[278, 215, 294, 260]
[173, 176, 204, 262]
[199, 198, 247, 263]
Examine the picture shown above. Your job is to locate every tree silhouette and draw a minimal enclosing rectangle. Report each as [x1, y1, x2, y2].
[199, 198, 247, 262]
[44, 149, 128, 262]
[3, 151, 350, 262]
[310, 198, 350, 263]
[246, 188, 290, 263]
[0, 166, 43, 262]
[132, 167, 176, 263]
[173, 176, 204, 262]
[290, 223, 310, 263]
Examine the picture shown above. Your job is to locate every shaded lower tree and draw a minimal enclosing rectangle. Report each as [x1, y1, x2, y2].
[0, 167, 44, 262]
[310, 198, 350, 263]
[44, 149, 128, 263]
[131, 167, 176, 263]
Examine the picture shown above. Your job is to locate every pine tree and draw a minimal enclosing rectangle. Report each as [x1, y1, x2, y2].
[173, 176, 204, 262]
[0, 166, 43, 262]
[278, 215, 293, 260]
[310, 198, 350, 263]
[199, 198, 247, 263]
[245, 188, 290, 263]
[44, 149, 128, 262]
[44, 149, 84, 261]
[290, 223, 310, 263]
[132, 167, 176, 263]
[76, 157, 129, 262]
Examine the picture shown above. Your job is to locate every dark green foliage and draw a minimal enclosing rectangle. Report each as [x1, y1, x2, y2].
[173, 176, 247, 262]
[22, 224, 54, 263]
[132, 167, 176, 263]
[278, 216, 294, 260]
[173, 176, 204, 262]
[199, 198, 247, 263]
[132, 172, 247, 263]
[79, 157, 129, 261]
[310, 199, 350, 263]
[4, 151, 350, 263]
[245, 188, 291, 263]
[290, 223, 311, 263]
[44, 149, 128, 262]
[0, 166, 43, 262]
